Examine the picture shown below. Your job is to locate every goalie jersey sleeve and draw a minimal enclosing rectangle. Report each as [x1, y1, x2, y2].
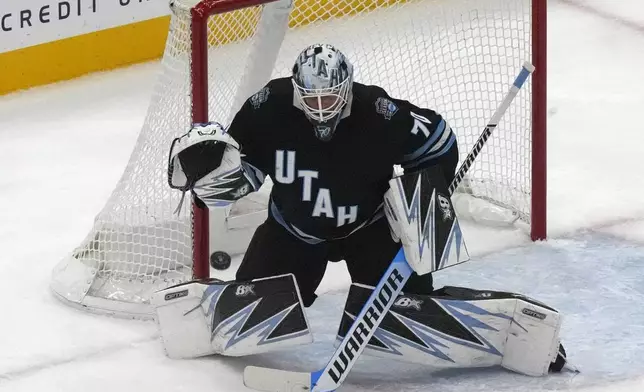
[356, 84, 459, 187]
[396, 103, 459, 186]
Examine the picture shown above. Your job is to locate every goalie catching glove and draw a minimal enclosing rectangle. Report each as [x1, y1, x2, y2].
[168, 122, 260, 208]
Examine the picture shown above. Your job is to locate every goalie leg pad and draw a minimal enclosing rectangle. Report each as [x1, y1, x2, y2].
[336, 284, 563, 377]
[152, 274, 312, 359]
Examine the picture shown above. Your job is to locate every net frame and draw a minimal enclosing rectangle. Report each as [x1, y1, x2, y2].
[50, 0, 547, 319]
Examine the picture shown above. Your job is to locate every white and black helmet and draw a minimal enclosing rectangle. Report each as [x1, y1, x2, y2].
[292, 44, 353, 141]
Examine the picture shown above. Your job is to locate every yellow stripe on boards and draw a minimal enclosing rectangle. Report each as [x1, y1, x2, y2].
[0, 16, 170, 96]
[205, 0, 405, 47]
[288, 0, 405, 27]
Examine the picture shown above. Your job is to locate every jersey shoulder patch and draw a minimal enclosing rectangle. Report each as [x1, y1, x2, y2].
[374, 97, 399, 120]
[249, 86, 270, 109]
[247, 77, 294, 110]
[353, 84, 401, 121]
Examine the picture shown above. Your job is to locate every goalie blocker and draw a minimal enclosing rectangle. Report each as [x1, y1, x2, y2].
[152, 274, 312, 358]
[337, 283, 568, 377]
[384, 164, 469, 276]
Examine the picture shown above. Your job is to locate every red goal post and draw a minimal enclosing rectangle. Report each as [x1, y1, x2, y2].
[50, 0, 547, 318]
[531, 0, 547, 243]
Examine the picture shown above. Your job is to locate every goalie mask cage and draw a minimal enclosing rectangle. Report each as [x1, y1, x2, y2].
[50, 0, 547, 318]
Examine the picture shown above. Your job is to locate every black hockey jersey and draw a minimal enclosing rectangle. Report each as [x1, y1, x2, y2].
[227, 77, 458, 244]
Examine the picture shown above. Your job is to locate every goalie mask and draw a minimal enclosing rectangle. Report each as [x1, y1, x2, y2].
[292, 44, 353, 142]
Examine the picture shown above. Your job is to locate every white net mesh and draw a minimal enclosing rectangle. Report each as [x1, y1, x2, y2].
[51, 0, 535, 316]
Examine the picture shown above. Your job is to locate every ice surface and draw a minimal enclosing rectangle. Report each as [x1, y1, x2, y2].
[1, 0, 644, 391]
[214, 235, 644, 392]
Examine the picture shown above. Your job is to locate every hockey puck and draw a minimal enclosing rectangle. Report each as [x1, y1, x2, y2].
[210, 251, 231, 270]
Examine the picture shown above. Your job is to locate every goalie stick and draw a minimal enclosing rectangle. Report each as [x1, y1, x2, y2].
[243, 62, 536, 392]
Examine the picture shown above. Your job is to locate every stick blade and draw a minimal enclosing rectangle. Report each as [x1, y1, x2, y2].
[243, 365, 312, 392]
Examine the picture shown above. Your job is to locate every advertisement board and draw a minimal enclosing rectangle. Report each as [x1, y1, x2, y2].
[1, 0, 170, 53]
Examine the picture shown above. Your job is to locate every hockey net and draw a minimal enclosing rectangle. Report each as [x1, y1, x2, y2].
[50, 0, 546, 318]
